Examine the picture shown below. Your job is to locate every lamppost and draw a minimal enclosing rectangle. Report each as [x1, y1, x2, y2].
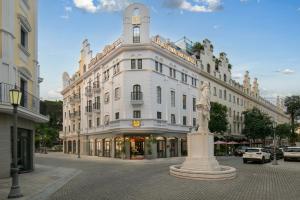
[77, 129, 80, 158]
[8, 86, 23, 198]
[272, 121, 278, 165]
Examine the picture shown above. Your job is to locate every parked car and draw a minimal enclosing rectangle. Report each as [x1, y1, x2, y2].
[284, 147, 300, 161]
[263, 147, 284, 160]
[234, 146, 248, 156]
[243, 148, 271, 164]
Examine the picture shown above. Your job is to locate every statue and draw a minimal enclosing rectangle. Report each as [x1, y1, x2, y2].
[196, 82, 210, 133]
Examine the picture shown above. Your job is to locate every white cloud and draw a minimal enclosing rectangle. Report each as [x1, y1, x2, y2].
[232, 72, 243, 80]
[46, 88, 62, 100]
[73, 0, 130, 13]
[163, 0, 223, 13]
[276, 68, 296, 75]
[61, 6, 72, 19]
[65, 6, 72, 12]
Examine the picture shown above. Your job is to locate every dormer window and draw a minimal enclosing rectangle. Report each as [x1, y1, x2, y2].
[133, 26, 140, 43]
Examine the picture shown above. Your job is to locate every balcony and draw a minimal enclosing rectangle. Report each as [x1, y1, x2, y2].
[85, 86, 92, 96]
[69, 112, 75, 120]
[93, 81, 100, 93]
[131, 92, 143, 105]
[75, 111, 81, 119]
[69, 93, 81, 105]
[93, 102, 101, 113]
[0, 82, 48, 123]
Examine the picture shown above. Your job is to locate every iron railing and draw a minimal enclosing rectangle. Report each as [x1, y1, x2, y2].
[0, 82, 43, 115]
[131, 92, 143, 101]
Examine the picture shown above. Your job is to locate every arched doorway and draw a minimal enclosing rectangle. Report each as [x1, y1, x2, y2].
[73, 140, 76, 154]
[130, 136, 144, 159]
[169, 137, 178, 157]
[103, 138, 111, 157]
[115, 137, 124, 158]
[181, 138, 187, 156]
[67, 141, 72, 153]
[157, 137, 166, 158]
[96, 139, 102, 157]
[89, 139, 94, 156]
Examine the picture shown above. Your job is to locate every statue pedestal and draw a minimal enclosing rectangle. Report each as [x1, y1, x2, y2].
[169, 131, 236, 180]
[181, 132, 220, 171]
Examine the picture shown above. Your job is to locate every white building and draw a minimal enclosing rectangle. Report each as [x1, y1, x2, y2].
[60, 3, 289, 159]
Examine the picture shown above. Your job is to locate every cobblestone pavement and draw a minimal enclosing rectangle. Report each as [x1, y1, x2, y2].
[36, 153, 300, 200]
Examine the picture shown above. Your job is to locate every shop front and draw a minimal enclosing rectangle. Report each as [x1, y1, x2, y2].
[129, 136, 145, 159]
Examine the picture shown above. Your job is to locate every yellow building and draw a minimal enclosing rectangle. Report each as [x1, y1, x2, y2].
[0, 0, 48, 178]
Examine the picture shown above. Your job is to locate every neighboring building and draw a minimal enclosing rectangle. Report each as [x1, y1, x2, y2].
[60, 3, 289, 159]
[0, 0, 48, 178]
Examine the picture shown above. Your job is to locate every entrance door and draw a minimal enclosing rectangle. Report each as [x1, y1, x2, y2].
[170, 138, 178, 157]
[130, 137, 144, 159]
[157, 138, 166, 158]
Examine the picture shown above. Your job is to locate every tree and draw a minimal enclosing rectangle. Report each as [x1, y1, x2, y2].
[191, 42, 204, 59]
[284, 95, 300, 144]
[36, 100, 63, 149]
[209, 102, 228, 134]
[242, 107, 273, 144]
[275, 123, 291, 145]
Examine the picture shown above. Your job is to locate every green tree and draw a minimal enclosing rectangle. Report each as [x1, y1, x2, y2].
[284, 95, 300, 144]
[209, 102, 228, 134]
[242, 107, 273, 144]
[275, 123, 291, 145]
[191, 42, 204, 59]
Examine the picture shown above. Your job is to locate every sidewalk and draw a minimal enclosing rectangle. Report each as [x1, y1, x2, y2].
[0, 164, 80, 200]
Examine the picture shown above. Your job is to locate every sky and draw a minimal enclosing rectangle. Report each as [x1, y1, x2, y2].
[38, 0, 300, 102]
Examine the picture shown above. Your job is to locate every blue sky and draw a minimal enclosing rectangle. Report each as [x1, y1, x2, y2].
[38, 0, 300, 101]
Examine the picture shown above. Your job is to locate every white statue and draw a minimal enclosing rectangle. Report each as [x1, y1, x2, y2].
[196, 82, 211, 133]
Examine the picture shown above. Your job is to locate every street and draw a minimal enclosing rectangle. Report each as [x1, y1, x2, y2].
[35, 153, 300, 200]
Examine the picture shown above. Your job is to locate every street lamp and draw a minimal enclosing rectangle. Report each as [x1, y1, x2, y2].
[8, 86, 23, 198]
[77, 129, 80, 158]
[272, 121, 278, 165]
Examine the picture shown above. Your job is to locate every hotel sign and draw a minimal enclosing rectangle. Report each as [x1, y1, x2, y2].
[152, 37, 196, 65]
[89, 38, 122, 67]
[132, 120, 141, 127]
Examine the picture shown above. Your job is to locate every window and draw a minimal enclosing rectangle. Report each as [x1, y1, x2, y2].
[113, 63, 120, 75]
[157, 112, 162, 119]
[193, 118, 196, 127]
[224, 90, 227, 100]
[182, 95, 186, 110]
[131, 59, 136, 69]
[207, 64, 211, 73]
[233, 96, 236, 104]
[78, 122, 80, 130]
[183, 116, 187, 126]
[137, 59, 142, 69]
[171, 114, 176, 124]
[237, 97, 240, 105]
[224, 74, 227, 82]
[191, 77, 197, 87]
[229, 94, 232, 102]
[104, 92, 110, 103]
[219, 89, 222, 98]
[171, 91, 175, 107]
[115, 112, 119, 120]
[103, 69, 109, 81]
[133, 110, 141, 118]
[169, 68, 176, 78]
[68, 125, 70, 132]
[213, 87, 217, 96]
[155, 61, 159, 71]
[20, 26, 28, 48]
[157, 86, 161, 104]
[73, 124, 75, 131]
[89, 120, 92, 128]
[159, 63, 163, 73]
[115, 87, 120, 100]
[133, 26, 140, 43]
[83, 65, 86, 73]
[193, 98, 196, 112]
[104, 115, 110, 125]
[229, 107, 232, 117]
[97, 117, 100, 127]
[133, 8, 139, 16]
[169, 68, 172, 77]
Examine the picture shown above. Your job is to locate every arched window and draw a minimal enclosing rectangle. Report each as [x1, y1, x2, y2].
[157, 86, 161, 104]
[133, 26, 140, 43]
[83, 64, 86, 73]
[207, 64, 210, 74]
[133, 84, 141, 93]
[132, 84, 142, 100]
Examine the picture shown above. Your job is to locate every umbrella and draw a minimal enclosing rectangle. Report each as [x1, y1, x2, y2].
[214, 141, 227, 144]
[227, 141, 239, 145]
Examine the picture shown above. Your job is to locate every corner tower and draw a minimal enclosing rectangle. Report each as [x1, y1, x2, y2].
[122, 3, 150, 44]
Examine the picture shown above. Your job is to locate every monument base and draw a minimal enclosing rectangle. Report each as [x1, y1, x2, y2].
[169, 131, 236, 180]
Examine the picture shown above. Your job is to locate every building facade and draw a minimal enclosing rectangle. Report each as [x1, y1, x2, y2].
[0, 0, 48, 178]
[60, 3, 289, 159]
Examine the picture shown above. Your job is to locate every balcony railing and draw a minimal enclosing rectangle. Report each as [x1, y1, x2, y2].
[69, 93, 81, 104]
[0, 82, 44, 115]
[85, 86, 92, 96]
[131, 92, 143, 105]
[93, 102, 100, 112]
[93, 81, 100, 93]
[75, 111, 81, 118]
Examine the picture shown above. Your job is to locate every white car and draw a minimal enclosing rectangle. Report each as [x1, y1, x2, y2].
[284, 147, 300, 161]
[243, 148, 271, 164]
